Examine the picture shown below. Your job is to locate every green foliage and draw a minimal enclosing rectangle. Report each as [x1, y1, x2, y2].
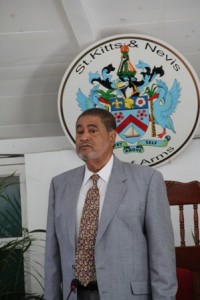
[0, 174, 45, 299]
[144, 84, 158, 97]
[0, 173, 22, 238]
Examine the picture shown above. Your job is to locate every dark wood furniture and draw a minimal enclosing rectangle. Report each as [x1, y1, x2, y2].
[165, 180, 200, 300]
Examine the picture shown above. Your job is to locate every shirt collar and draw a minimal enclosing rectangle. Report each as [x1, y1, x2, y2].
[83, 155, 114, 185]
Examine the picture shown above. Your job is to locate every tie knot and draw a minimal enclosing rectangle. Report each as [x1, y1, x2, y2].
[91, 174, 99, 187]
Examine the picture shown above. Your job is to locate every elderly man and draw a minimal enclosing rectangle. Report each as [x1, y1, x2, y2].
[45, 108, 177, 300]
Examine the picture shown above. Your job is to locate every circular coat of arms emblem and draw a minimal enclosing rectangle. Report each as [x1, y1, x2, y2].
[58, 34, 200, 167]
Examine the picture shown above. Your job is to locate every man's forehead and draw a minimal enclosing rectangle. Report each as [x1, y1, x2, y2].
[76, 115, 102, 127]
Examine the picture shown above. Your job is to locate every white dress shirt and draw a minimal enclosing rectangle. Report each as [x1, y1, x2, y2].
[76, 155, 114, 239]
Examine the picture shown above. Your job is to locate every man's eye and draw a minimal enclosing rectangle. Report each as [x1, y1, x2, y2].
[89, 129, 97, 134]
[76, 131, 83, 135]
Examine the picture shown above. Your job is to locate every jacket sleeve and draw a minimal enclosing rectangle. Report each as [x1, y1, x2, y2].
[145, 170, 177, 300]
[44, 179, 63, 300]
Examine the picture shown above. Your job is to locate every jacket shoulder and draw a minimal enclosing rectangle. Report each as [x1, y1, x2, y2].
[52, 164, 85, 184]
[121, 160, 163, 179]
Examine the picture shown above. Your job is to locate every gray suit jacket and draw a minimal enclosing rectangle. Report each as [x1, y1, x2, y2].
[44, 156, 177, 300]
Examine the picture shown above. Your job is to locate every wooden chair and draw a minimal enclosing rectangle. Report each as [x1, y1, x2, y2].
[165, 180, 200, 300]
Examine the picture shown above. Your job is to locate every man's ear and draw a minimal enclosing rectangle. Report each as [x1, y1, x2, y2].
[109, 130, 117, 145]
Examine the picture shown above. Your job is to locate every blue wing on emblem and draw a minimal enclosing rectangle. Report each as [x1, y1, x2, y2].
[76, 88, 95, 111]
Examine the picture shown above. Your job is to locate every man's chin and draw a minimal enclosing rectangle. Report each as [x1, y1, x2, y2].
[78, 152, 98, 161]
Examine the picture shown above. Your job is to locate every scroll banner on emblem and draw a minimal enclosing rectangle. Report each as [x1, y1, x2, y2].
[58, 34, 200, 167]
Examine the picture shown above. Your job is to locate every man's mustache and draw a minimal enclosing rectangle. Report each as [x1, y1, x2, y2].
[79, 142, 93, 147]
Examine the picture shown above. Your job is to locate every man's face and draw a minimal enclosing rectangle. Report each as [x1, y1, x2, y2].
[76, 115, 116, 162]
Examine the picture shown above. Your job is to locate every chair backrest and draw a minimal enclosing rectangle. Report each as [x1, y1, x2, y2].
[165, 180, 200, 247]
[165, 180, 200, 300]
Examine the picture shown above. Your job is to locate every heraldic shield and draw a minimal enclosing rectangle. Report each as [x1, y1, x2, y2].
[110, 95, 149, 144]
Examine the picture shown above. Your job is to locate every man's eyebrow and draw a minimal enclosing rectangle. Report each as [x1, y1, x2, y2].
[76, 124, 82, 129]
[76, 123, 99, 129]
[87, 124, 98, 128]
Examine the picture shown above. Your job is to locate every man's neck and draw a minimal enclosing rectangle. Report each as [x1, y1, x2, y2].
[86, 154, 113, 173]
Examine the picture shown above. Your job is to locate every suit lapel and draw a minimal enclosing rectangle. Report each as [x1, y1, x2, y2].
[96, 157, 127, 244]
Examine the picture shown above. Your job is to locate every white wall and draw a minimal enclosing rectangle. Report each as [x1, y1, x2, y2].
[25, 150, 83, 230]
[24, 139, 200, 293]
[25, 138, 200, 247]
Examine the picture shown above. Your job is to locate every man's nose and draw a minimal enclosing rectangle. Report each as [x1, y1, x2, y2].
[80, 131, 90, 140]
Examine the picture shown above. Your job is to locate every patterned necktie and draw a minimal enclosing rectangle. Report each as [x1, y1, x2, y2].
[75, 174, 100, 286]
